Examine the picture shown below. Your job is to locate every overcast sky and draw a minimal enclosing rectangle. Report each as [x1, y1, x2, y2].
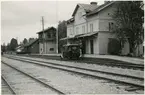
[1, 0, 104, 45]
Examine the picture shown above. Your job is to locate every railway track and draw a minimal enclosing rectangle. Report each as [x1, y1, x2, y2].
[16, 54, 144, 70]
[3, 56, 144, 90]
[1, 75, 16, 95]
[5, 55, 144, 80]
[2, 61, 64, 94]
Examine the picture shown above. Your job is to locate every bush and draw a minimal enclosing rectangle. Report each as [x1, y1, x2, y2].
[108, 38, 121, 55]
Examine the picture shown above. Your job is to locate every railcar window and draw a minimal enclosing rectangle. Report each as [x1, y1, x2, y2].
[72, 46, 77, 50]
[50, 48, 54, 51]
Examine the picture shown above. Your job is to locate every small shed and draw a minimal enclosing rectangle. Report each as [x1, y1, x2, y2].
[24, 39, 39, 54]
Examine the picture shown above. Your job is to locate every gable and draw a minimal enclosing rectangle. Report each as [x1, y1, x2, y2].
[72, 3, 98, 17]
[37, 27, 56, 34]
[87, 1, 114, 16]
[72, 5, 79, 16]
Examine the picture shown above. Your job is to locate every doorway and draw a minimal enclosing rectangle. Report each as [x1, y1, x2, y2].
[90, 39, 94, 54]
[82, 40, 86, 54]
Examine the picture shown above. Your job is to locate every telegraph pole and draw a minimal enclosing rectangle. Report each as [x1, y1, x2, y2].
[41, 16, 45, 54]
[56, 1, 58, 54]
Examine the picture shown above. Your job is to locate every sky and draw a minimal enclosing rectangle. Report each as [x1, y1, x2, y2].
[1, 0, 104, 45]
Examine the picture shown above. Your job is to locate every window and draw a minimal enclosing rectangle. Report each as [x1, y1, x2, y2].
[47, 33, 51, 38]
[76, 27, 79, 35]
[109, 22, 114, 31]
[47, 32, 54, 38]
[50, 48, 54, 51]
[82, 26, 85, 33]
[39, 34, 43, 39]
[78, 12, 82, 18]
[90, 24, 93, 32]
[70, 28, 72, 35]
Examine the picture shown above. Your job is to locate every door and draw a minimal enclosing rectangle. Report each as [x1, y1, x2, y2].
[90, 40, 94, 54]
[82, 40, 86, 54]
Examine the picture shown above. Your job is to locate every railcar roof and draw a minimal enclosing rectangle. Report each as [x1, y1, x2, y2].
[63, 44, 80, 46]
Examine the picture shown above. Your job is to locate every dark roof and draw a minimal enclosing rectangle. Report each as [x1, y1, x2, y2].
[72, 3, 99, 16]
[24, 39, 38, 47]
[37, 27, 56, 34]
[87, 1, 114, 16]
[67, 18, 74, 24]
[15, 45, 24, 49]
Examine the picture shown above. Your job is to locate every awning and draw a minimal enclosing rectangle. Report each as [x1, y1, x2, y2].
[75, 31, 98, 38]
[60, 36, 75, 41]
[60, 31, 98, 41]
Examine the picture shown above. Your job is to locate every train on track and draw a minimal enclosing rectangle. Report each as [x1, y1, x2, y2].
[60, 44, 82, 59]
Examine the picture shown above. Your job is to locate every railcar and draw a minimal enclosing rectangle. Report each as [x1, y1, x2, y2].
[1, 51, 3, 55]
[60, 44, 82, 59]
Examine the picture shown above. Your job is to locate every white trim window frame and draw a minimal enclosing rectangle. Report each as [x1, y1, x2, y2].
[82, 25, 85, 34]
[90, 23, 93, 32]
[109, 22, 114, 31]
[76, 27, 79, 35]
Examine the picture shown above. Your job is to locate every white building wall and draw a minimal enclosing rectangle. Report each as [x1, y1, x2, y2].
[93, 36, 99, 54]
[135, 44, 144, 56]
[46, 41, 56, 54]
[87, 15, 99, 33]
[121, 42, 130, 55]
[98, 4, 116, 32]
[98, 4, 116, 20]
[87, 19, 99, 33]
[85, 37, 99, 54]
[39, 41, 56, 54]
[121, 42, 143, 56]
[73, 7, 87, 36]
[98, 32, 115, 55]
[67, 24, 74, 37]
[99, 19, 114, 31]
[74, 7, 86, 25]
[66, 4, 116, 55]
[67, 3, 143, 56]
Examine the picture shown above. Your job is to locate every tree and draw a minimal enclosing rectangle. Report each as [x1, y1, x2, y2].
[23, 38, 28, 45]
[28, 38, 35, 43]
[112, 1, 144, 56]
[58, 20, 67, 53]
[1, 43, 6, 52]
[10, 38, 18, 51]
[6, 43, 10, 51]
[108, 38, 121, 55]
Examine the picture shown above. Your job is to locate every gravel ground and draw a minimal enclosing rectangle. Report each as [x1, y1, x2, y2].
[7, 55, 144, 79]
[2, 63, 60, 94]
[1, 78, 13, 95]
[6, 56, 143, 86]
[2, 57, 143, 94]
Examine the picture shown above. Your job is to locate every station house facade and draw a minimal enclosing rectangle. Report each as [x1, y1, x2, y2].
[61, 1, 143, 56]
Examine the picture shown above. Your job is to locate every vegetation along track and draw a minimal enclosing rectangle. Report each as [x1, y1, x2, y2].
[2, 61, 65, 94]
[1, 75, 16, 95]
[17, 54, 144, 70]
[3, 56, 144, 90]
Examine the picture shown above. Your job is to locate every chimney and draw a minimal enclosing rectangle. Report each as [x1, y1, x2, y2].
[104, 1, 110, 4]
[90, 2, 97, 5]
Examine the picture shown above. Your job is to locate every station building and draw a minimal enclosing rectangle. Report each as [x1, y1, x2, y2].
[37, 27, 56, 54]
[61, 1, 143, 56]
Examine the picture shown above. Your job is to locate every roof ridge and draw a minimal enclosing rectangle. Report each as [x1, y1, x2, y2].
[87, 1, 114, 16]
[78, 3, 89, 5]
[37, 26, 56, 34]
